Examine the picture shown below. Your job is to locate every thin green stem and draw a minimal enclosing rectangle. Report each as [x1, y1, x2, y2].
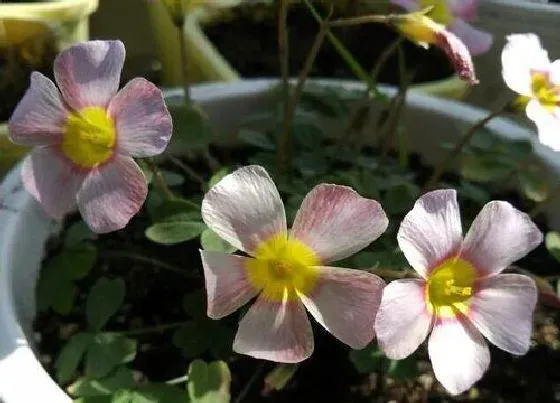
[121, 321, 190, 336]
[178, 19, 191, 104]
[166, 375, 189, 385]
[424, 101, 511, 190]
[145, 158, 175, 200]
[303, 0, 379, 98]
[276, 0, 291, 176]
[101, 250, 194, 278]
[167, 155, 205, 185]
[328, 14, 391, 27]
[234, 362, 267, 403]
[371, 35, 405, 83]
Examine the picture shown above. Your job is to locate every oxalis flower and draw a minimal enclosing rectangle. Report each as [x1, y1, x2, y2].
[375, 189, 542, 395]
[200, 165, 388, 363]
[502, 33, 560, 151]
[8, 40, 172, 233]
[391, 0, 493, 56]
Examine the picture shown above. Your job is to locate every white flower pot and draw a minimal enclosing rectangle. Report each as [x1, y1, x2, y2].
[0, 79, 559, 402]
[468, 0, 560, 110]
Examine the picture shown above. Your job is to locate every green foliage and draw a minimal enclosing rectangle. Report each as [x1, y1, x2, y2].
[86, 277, 126, 331]
[56, 333, 94, 384]
[64, 221, 98, 248]
[546, 231, 560, 263]
[200, 228, 236, 253]
[85, 334, 137, 378]
[238, 129, 275, 151]
[69, 367, 136, 398]
[168, 104, 213, 150]
[349, 342, 418, 380]
[206, 167, 230, 190]
[187, 360, 231, 403]
[146, 198, 205, 245]
[111, 384, 185, 403]
[264, 364, 298, 392]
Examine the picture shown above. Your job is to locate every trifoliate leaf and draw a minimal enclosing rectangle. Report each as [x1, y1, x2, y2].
[68, 367, 136, 397]
[238, 129, 275, 151]
[55, 332, 94, 384]
[85, 333, 137, 378]
[187, 360, 231, 403]
[168, 104, 213, 150]
[200, 228, 236, 253]
[145, 221, 205, 245]
[546, 232, 560, 263]
[86, 277, 126, 331]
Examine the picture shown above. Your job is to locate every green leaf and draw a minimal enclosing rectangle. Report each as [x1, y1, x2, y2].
[51, 281, 77, 315]
[37, 263, 76, 314]
[111, 390, 134, 403]
[64, 221, 98, 248]
[457, 181, 491, 204]
[386, 356, 419, 380]
[292, 122, 324, 150]
[56, 333, 94, 384]
[294, 151, 329, 177]
[383, 183, 419, 215]
[172, 323, 209, 358]
[264, 364, 298, 392]
[68, 367, 136, 397]
[168, 104, 213, 150]
[136, 160, 154, 185]
[187, 360, 231, 403]
[460, 155, 513, 183]
[238, 129, 275, 151]
[85, 333, 137, 378]
[150, 198, 201, 222]
[86, 277, 126, 331]
[518, 164, 549, 202]
[200, 228, 236, 253]
[133, 384, 185, 403]
[161, 170, 185, 187]
[54, 244, 98, 280]
[546, 232, 560, 263]
[73, 397, 112, 403]
[145, 221, 205, 245]
[349, 343, 387, 374]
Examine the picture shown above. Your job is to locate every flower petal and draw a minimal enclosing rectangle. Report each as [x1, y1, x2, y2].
[375, 279, 433, 359]
[290, 184, 388, 263]
[8, 72, 66, 146]
[76, 155, 147, 233]
[21, 147, 85, 219]
[449, 20, 493, 56]
[549, 59, 560, 85]
[469, 274, 537, 355]
[108, 78, 172, 157]
[460, 201, 542, 276]
[200, 250, 260, 319]
[397, 189, 463, 278]
[54, 40, 125, 110]
[233, 297, 313, 363]
[299, 267, 385, 349]
[201, 165, 287, 254]
[434, 28, 478, 85]
[428, 317, 490, 395]
[449, 0, 478, 21]
[502, 33, 550, 96]
[390, 0, 418, 11]
[526, 100, 560, 151]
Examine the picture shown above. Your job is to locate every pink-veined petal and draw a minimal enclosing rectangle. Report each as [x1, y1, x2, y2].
[549, 59, 560, 85]
[434, 28, 478, 85]
[397, 189, 463, 278]
[200, 250, 260, 319]
[76, 155, 147, 233]
[108, 78, 172, 157]
[469, 274, 537, 355]
[290, 184, 388, 263]
[449, 0, 478, 21]
[201, 165, 287, 254]
[502, 34, 550, 96]
[54, 40, 125, 110]
[375, 279, 433, 359]
[233, 297, 313, 363]
[390, 0, 418, 11]
[299, 267, 384, 349]
[526, 100, 560, 151]
[21, 147, 85, 219]
[460, 201, 542, 276]
[8, 72, 66, 146]
[449, 19, 493, 56]
[428, 317, 490, 395]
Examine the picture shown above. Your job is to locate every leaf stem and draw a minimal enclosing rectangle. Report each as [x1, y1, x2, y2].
[145, 158, 175, 200]
[276, 0, 291, 176]
[167, 155, 205, 185]
[166, 375, 189, 385]
[178, 19, 191, 104]
[121, 321, 191, 336]
[424, 102, 510, 190]
[234, 362, 267, 403]
[100, 250, 194, 278]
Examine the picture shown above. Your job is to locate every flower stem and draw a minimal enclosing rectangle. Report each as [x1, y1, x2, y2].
[424, 101, 510, 190]
[121, 321, 190, 336]
[100, 250, 194, 278]
[167, 155, 205, 185]
[178, 19, 191, 104]
[234, 362, 267, 403]
[166, 375, 189, 385]
[145, 158, 175, 200]
[276, 0, 291, 176]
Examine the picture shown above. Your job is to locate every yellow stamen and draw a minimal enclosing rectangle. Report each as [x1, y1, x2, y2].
[426, 257, 476, 318]
[61, 106, 116, 168]
[531, 72, 560, 111]
[391, 12, 443, 47]
[245, 233, 320, 302]
[420, 0, 454, 26]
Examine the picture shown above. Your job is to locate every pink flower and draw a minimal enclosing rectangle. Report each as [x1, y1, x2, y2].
[375, 190, 541, 395]
[502, 33, 560, 151]
[8, 40, 172, 233]
[200, 165, 388, 363]
[391, 0, 493, 56]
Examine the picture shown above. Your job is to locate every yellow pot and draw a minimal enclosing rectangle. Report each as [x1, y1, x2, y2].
[147, 5, 468, 100]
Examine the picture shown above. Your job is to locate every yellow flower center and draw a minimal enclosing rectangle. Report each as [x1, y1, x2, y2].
[531, 71, 560, 111]
[245, 233, 320, 302]
[393, 13, 442, 46]
[426, 257, 476, 318]
[420, 0, 454, 26]
[61, 107, 116, 168]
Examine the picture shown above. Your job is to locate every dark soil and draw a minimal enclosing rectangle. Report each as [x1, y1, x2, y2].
[32, 139, 560, 402]
[203, 3, 454, 85]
